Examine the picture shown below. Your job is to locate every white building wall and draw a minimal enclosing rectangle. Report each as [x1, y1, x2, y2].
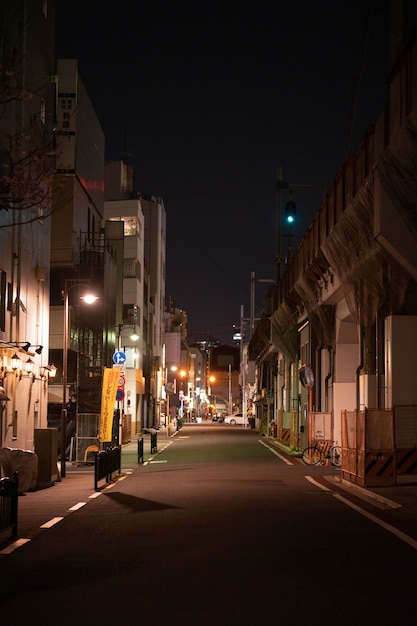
[104, 194, 146, 435]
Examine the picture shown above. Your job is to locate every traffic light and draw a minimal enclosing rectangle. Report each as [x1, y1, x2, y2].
[284, 199, 296, 225]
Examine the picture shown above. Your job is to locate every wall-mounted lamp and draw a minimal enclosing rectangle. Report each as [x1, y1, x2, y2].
[19, 357, 35, 381]
[40, 363, 57, 380]
[11, 353, 21, 371]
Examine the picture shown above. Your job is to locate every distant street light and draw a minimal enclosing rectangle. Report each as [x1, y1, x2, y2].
[178, 369, 187, 417]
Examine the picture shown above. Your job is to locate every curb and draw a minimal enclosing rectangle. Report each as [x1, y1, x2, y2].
[325, 474, 402, 509]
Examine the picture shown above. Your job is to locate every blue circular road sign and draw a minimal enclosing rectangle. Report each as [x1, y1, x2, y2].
[113, 351, 126, 365]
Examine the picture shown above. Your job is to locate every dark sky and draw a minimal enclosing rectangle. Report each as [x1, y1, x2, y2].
[55, 1, 417, 345]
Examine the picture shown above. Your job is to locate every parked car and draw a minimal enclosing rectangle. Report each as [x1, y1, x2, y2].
[223, 413, 247, 425]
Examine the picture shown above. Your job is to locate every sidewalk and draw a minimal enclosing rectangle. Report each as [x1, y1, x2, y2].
[0, 428, 176, 550]
[63, 428, 176, 476]
[266, 436, 417, 517]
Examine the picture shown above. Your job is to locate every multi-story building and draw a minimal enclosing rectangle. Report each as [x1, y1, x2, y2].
[104, 161, 167, 431]
[0, 0, 56, 451]
[141, 195, 166, 427]
[162, 299, 184, 423]
[0, 4, 166, 469]
[104, 160, 146, 435]
[48, 58, 117, 460]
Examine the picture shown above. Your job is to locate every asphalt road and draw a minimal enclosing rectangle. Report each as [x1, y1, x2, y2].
[1, 425, 417, 625]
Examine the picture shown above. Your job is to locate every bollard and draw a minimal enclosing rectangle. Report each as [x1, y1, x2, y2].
[150, 432, 157, 454]
[138, 437, 144, 464]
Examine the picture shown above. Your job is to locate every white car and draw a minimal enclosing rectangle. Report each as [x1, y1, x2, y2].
[223, 413, 247, 425]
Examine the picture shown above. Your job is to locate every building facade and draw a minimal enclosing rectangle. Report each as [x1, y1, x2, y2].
[247, 20, 417, 486]
[141, 195, 166, 428]
[0, 0, 56, 451]
[48, 58, 117, 460]
[104, 160, 146, 435]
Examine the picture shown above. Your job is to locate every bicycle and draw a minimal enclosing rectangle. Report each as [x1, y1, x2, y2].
[301, 433, 342, 466]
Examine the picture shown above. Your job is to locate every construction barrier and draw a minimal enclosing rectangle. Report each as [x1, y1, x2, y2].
[341, 406, 417, 487]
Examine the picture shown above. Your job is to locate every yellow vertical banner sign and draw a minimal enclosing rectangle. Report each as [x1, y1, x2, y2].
[100, 367, 120, 442]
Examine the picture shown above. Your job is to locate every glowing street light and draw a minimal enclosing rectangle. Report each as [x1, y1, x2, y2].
[61, 279, 98, 477]
[178, 370, 187, 418]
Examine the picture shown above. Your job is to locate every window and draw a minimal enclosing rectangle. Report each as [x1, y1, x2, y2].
[109, 216, 141, 236]
[123, 259, 141, 281]
[122, 304, 140, 326]
[124, 218, 137, 236]
[124, 259, 136, 278]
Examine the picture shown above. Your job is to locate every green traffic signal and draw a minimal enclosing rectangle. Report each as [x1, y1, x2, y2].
[284, 199, 296, 224]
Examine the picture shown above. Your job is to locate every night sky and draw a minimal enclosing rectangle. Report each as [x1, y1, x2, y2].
[55, 1, 417, 345]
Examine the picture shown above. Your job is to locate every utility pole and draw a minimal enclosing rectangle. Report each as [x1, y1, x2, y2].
[228, 364, 232, 415]
[250, 271, 275, 340]
[276, 166, 283, 284]
[276, 165, 326, 270]
[240, 304, 247, 427]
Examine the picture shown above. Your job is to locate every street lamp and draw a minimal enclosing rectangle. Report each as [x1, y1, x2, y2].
[115, 324, 140, 446]
[61, 279, 98, 478]
[164, 365, 179, 435]
[117, 323, 140, 349]
[178, 369, 187, 418]
[208, 375, 216, 418]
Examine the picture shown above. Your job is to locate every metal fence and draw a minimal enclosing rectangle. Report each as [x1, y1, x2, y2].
[341, 406, 417, 487]
[76, 413, 100, 463]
